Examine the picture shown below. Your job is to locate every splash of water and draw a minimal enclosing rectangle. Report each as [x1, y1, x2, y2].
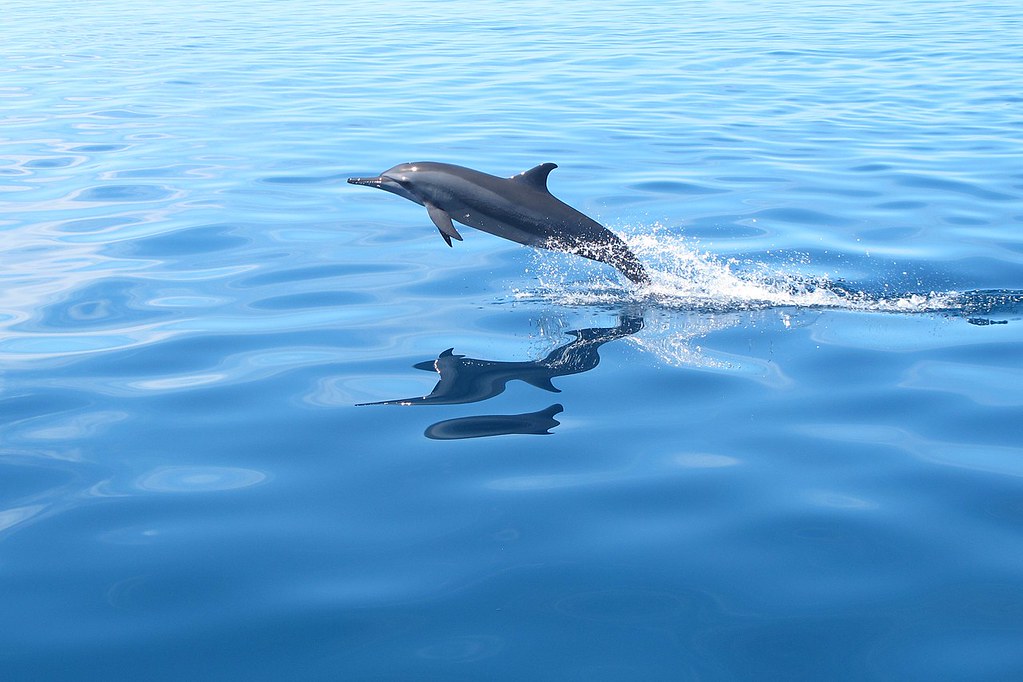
[521, 228, 968, 315]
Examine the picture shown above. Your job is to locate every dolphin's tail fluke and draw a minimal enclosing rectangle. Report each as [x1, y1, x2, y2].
[567, 237, 650, 285]
[611, 246, 650, 285]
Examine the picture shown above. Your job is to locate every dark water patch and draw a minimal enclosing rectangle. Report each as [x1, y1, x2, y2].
[75, 335, 249, 378]
[24, 157, 77, 169]
[984, 95, 1023, 103]
[53, 216, 142, 234]
[630, 180, 728, 195]
[249, 291, 373, 310]
[127, 133, 172, 141]
[683, 222, 770, 239]
[110, 166, 204, 180]
[89, 109, 156, 119]
[67, 328, 363, 380]
[943, 215, 990, 226]
[875, 201, 928, 210]
[76, 185, 173, 202]
[703, 154, 754, 162]
[850, 164, 892, 172]
[261, 175, 337, 185]
[33, 278, 172, 330]
[67, 144, 128, 152]
[894, 174, 1018, 201]
[750, 207, 852, 226]
[858, 226, 924, 241]
[599, 193, 652, 206]
[797, 186, 882, 199]
[121, 224, 249, 257]
[238, 263, 402, 288]
[715, 176, 788, 184]
[415, 635, 506, 663]
[0, 457, 80, 504]
[553, 584, 703, 623]
[0, 392, 91, 426]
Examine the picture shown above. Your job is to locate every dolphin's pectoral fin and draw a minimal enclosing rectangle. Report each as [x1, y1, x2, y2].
[426, 203, 462, 247]
[511, 163, 558, 193]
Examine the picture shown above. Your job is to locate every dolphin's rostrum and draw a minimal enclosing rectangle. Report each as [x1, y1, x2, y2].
[348, 162, 649, 284]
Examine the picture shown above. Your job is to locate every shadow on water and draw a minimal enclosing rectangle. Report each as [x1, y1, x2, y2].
[357, 314, 644, 440]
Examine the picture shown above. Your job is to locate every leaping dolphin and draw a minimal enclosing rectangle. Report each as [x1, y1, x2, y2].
[348, 162, 649, 284]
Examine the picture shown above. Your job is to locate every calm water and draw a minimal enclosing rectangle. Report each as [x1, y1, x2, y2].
[3, 1, 1023, 679]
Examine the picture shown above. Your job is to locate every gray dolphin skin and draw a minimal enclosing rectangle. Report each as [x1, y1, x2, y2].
[347, 162, 649, 284]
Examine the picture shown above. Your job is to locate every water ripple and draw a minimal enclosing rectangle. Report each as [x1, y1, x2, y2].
[135, 466, 268, 493]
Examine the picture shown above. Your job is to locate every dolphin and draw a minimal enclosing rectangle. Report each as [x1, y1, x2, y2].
[348, 162, 649, 284]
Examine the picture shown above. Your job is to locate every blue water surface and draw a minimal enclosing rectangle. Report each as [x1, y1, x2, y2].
[3, 1, 1023, 679]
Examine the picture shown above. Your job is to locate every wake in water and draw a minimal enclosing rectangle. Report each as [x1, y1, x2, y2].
[506, 228, 1023, 370]
[520, 228, 1023, 324]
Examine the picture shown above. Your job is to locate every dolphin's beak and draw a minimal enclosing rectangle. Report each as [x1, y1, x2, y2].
[347, 173, 424, 206]
[347, 176, 385, 187]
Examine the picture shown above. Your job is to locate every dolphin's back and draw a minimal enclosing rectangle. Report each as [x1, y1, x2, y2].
[420, 164, 650, 284]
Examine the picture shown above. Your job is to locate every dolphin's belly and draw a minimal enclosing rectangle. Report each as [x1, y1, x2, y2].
[434, 183, 638, 276]
[443, 199, 552, 248]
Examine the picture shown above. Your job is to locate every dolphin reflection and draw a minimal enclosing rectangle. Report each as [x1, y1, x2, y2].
[357, 314, 643, 439]
[424, 404, 564, 440]
[357, 315, 643, 407]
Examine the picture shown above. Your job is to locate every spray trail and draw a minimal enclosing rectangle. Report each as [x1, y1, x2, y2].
[521, 230, 1004, 317]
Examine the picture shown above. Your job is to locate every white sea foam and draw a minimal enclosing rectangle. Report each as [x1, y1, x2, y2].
[520, 228, 963, 315]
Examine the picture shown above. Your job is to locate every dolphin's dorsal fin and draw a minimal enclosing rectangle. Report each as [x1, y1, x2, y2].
[426, 203, 463, 247]
[511, 163, 557, 192]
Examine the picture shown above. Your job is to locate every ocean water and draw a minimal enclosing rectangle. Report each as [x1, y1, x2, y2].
[3, 0, 1023, 679]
